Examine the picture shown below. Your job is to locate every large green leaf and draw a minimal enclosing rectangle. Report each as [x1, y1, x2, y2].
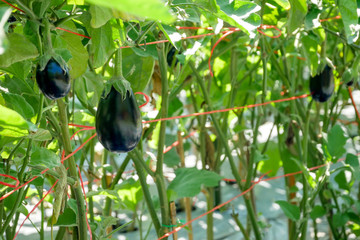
[216, 0, 261, 37]
[75, 70, 104, 108]
[89, 21, 115, 68]
[288, 0, 307, 33]
[167, 168, 222, 198]
[327, 125, 347, 159]
[0, 33, 39, 68]
[275, 200, 300, 221]
[115, 178, 143, 211]
[122, 48, 154, 92]
[57, 22, 89, 79]
[0, 104, 29, 137]
[0, 60, 33, 80]
[30, 146, 60, 169]
[338, 0, 358, 44]
[85, 0, 174, 23]
[89, 5, 113, 28]
[1, 92, 35, 119]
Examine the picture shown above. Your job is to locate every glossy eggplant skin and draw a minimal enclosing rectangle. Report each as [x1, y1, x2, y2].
[167, 47, 179, 67]
[36, 59, 71, 100]
[309, 65, 334, 102]
[95, 87, 142, 153]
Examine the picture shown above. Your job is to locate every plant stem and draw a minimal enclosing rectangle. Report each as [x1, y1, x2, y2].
[57, 99, 88, 240]
[129, 150, 161, 236]
[231, 212, 250, 240]
[114, 47, 123, 78]
[155, 41, 171, 237]
[189, 61, 262, 239]
[88, 138, 95, 222]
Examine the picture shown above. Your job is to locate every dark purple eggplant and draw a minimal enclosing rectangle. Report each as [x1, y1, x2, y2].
[95, 86, 142, 153]
[167, 47, 179, 67]
[36, 59, 70, 100]
[309, 65, 334, 102]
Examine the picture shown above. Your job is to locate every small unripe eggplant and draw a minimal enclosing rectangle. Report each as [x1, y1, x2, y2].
[36, 59, 71, 100]
[309, 65, 334, 102]
[95, 87, 142, 153]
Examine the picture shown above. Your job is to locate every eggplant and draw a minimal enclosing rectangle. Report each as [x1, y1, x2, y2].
[36, 59, 71, 100]
[309, 65, 334, 102]
[167, 47, 179, 67]
[95, 86, 142, 153]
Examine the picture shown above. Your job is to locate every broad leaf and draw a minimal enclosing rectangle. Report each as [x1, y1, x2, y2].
[327, 125, 347, 160]
[88, 21, 115, 68]
[216, 0, 261, 37]
[89, 5, 113, 28]
[1, 92, 35, 119]
[338, 0, 359, 44]
[30, 147, 60, 169]
[346, 153, 359, 168]
[52, 207, 77, 227]
[0, 33, 39, 68]
[85, 0, 174, 23]
[122, 48, 155, 92]
[0, 104, 29, 137]
[310, 205, 326, 220]
[75, 70, 104, 109]
[288, 0, 307, 33]
[116, 178, 143, 211]
[275, 200, 300, 221]
[167, 168, 222, 198]
[57, 22, 89, 79]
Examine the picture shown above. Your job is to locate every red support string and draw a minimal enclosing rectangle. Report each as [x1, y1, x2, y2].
[13, 179, 58, 240]
[257, 24, 282, 39]
[208, 30, 237, 77]
[55, 27, 91, 39]
[163, 131, 197, 154]
[135, 92, 150, 108]
[144, 93, 311, 124]
[77, 165, 93, 240]
[0, 174, 19, 188]
[157, 172, 269, 240]
[0, 0, 25, 13]
[319, 15, 341, 22]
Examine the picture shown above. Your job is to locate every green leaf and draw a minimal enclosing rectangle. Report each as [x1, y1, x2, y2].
[346, 153, 359, 168]
[89, 5, 113, 28]
[52, 207, 77, 227]
[0, 60, 33, 80]
[216, 0, 261, 37]
[30, 147, 60, 169]
[0, 104, 29, 137]
[288, 0, 307, 33]
[0, 33, 39, 68]
[272, 0, 290, 9]
[333, 212, 349, 228]
[57, 22, 89, 79]
[116, 178, 143, 211]
[29, 129, 52, 141]
[301, 34, 318, 76]
[334, 170, 351, 191]
[327, 125, 347, 159]
[88, 21, 115, 68]
[275, 200, 300, 221]
[167, 168, 223, 198]
[1, 92, 35, 119]
[122, 48, 155, 92]
[0, 7, 11, 54]
[85, 0, 175, 23]
[310, 205, 326, 220]
[338, 0, 359, 44]
[75, 70, 104, 108]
